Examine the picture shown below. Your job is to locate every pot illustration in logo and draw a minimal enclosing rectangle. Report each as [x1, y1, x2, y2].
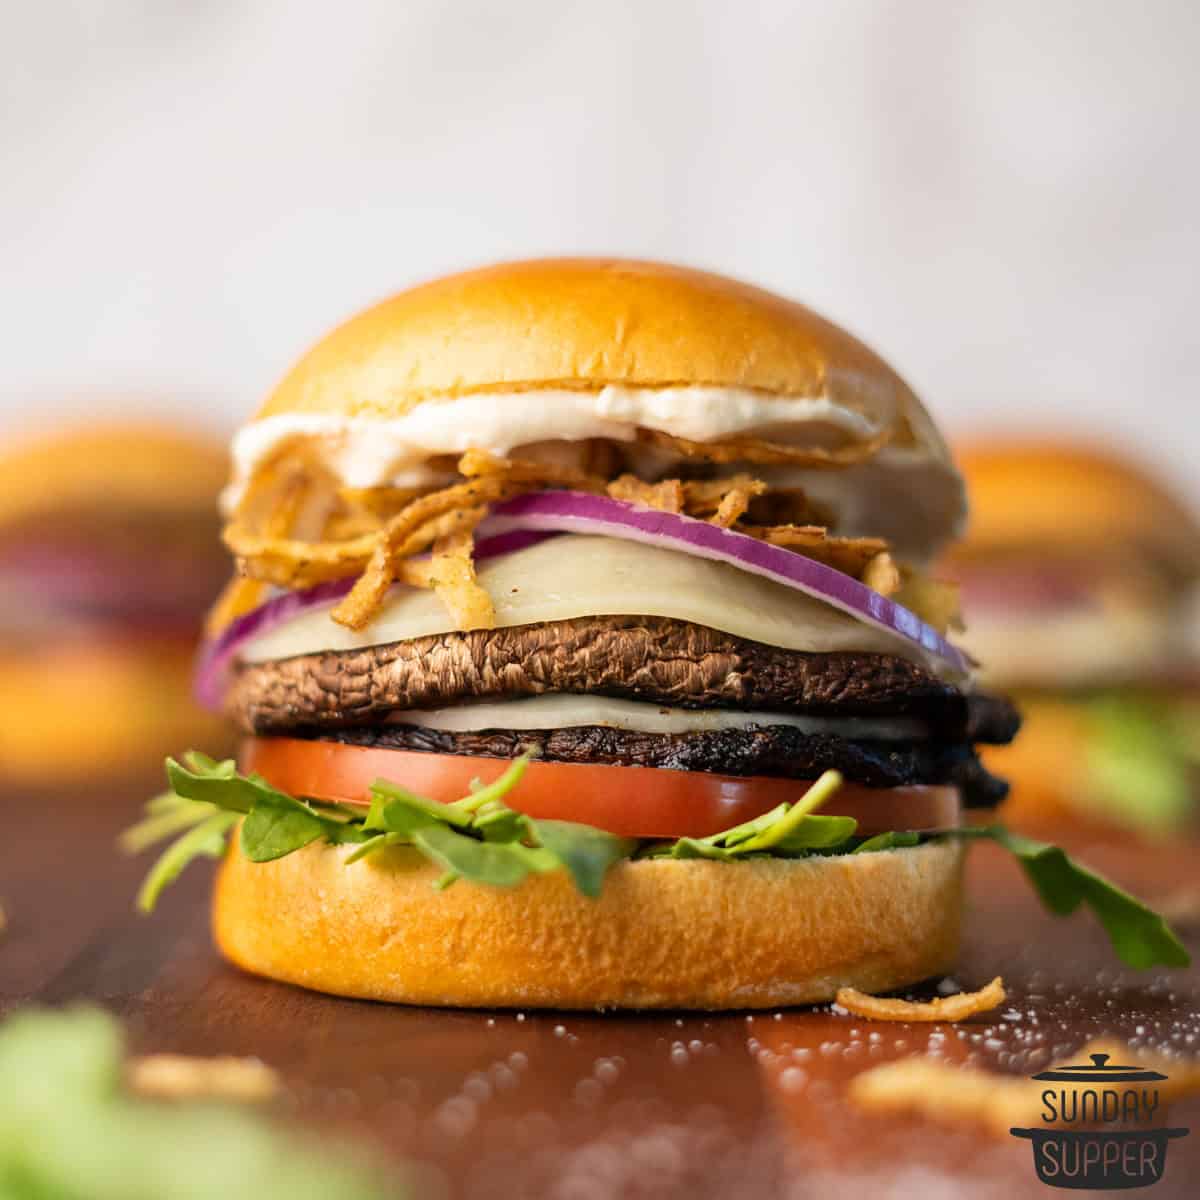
[1010, 1052, 1188, 1190]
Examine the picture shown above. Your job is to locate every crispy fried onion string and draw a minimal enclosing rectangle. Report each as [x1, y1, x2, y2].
[861, 551, 901, 597]
[637, 426, 892, 467]
[835, 977, 1006, 1022]
[737, 524, 888, 578]
[427, 527, 495, 630]
[328, 450, 610, 629]
[220, 435, 911, 632]
[607, 475, 685, 512]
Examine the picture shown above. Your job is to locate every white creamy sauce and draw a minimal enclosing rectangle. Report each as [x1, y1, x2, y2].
[386, 693, 927, 740]
[229, 385, 886, 504]
[227, 385, 963, 561]
[239, 534, 966, 681]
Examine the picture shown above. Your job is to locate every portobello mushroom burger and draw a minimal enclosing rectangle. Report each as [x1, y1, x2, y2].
[129, 259, 1188, 1007]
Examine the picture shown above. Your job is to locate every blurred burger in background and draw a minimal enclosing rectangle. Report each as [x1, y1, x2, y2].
[948, 440, 1200, 839]
[0, 423, 231, 784]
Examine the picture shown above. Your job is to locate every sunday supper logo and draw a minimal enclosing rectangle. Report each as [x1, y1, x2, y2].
[1009, 1052, 1189, 1190]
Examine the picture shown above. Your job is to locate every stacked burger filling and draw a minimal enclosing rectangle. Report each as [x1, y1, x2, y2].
[229, 609, 1017, 810]
[126, 261, 1190, 1007]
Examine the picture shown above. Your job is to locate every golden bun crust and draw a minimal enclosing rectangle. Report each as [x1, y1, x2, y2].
[255, 258, 940, 448]
[213, 838, 964, 1010]
[955, 439, 1200, 580]
[0, 639, 227, 783]
[0, 423, 228, 528]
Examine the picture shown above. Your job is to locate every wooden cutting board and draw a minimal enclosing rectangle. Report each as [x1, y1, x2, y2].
[3, 776, 1198, 1199]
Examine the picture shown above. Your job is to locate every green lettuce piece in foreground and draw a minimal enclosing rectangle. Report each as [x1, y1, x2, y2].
[124, 754, 1191, 970]
[0, 1007, 401, 1200]
[1082, 694, 1199, 838]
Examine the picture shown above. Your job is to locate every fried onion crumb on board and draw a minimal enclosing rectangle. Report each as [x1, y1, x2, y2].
[848, 1038, 1200, 1137]
[835, 976, 1006, 1022]
[127, 1053, 282, 1103]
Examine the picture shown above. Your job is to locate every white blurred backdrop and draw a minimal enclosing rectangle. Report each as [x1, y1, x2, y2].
[2, 2, 1198, 494]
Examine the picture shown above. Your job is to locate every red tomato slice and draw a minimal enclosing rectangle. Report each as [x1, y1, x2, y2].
[241, 737, 960, 840]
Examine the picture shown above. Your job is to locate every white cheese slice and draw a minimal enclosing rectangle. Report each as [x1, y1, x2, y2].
[386, 694, 927, 741]
[239, 534, 958, 679]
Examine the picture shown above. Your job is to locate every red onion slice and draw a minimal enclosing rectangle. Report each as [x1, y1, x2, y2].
[195, 492, 969, 710]
[481, 491, 970, 674]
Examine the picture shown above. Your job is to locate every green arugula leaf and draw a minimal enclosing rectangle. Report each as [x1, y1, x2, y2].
[136, 812, 238, 913]
[694, 804, 789, 849]
[767, 814, 859, 852]
[658, 837, 738, 861]
[449, 756, 531, 815]
[166, 755, 276, 815]
[412, 823, 555, 887]
[853, 830, 921, 853]
[118, 795, 214, 854]
[738, 770, 843, 848]
[527, 819, 636, 898]
[367, 783, 472, 829]
[473, 804, 529, 843]
[344, 833, 406, 865]
[239, 800, 327, 862]
[365, 792, 456, 837]
[952, 826, 1190, 969]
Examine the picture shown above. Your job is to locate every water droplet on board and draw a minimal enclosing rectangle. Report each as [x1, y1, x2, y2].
[594, 1058, 620, 1084]
[779, 1066, 807, 1093]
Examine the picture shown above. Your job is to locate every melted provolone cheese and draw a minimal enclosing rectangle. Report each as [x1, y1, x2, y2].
[240, 534, 963, 680]
[386, 694, 927, 740]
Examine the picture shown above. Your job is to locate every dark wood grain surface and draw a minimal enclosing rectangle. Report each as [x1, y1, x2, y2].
[4, 775, 1199, 1199]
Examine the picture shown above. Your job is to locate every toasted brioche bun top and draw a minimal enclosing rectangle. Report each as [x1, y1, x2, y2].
[0, 423, 228, 528]
[230, 259, 966, 561]
[954, 439, 1200, 581]
[255, 258, 941, 445]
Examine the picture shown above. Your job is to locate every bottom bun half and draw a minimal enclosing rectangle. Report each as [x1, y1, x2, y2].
[213, 839, 964, 1010]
